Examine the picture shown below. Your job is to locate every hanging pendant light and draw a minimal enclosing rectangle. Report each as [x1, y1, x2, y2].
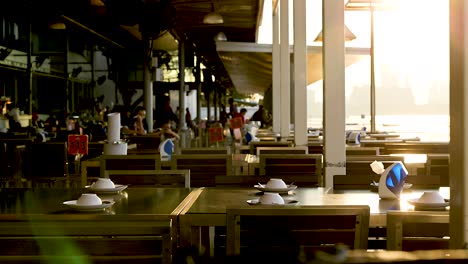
[203, 3, 224, 24]
[313, 25, 356, 42]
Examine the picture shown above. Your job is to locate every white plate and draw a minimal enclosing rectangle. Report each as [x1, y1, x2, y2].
[86, 184, 128, 194]
[246, 198, 299, 205]
[63, 200, 115, 212]
[407, 199, 450, 209]
[254, 185, 297, 193]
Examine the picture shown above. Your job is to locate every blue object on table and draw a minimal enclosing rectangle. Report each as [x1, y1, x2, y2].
[378, 162, 408, 199]
[245, 132, 253, 144]
[159, 139, 174, 161]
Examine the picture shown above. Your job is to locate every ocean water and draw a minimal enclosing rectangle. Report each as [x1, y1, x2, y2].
[308, 115, 450, 142]
[201, 107, 450, 142]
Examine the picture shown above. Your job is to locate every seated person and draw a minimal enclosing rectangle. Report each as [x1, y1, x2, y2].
[122, 106, 148, 136]
[154, 118, 180, 140]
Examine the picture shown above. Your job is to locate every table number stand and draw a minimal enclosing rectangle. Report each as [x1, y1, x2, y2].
[67, 135, 89, 188]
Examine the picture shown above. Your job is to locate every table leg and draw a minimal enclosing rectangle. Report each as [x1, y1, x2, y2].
[81, 161, 88, 187]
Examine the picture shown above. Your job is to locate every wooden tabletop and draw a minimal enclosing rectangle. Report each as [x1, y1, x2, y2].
[182, 187, 449, 227]
[0, 187, 194, 216]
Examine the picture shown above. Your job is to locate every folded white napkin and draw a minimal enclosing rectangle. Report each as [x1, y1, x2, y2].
[370, 160, 385, 174]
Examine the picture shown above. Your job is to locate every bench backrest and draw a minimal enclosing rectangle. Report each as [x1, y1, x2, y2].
[104, 169, 190, 188]
[259, 154, 323, 187]
[387, 211, 449, 251]
[226, 205, 370, 256]
[171, 154, 232, 187]
[99, 154, 161, 177]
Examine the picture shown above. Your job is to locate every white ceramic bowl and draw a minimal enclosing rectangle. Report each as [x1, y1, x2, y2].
[266, 178, 287, 189]
[92, 178, 115, 189]
[259, 193, 285, 205]
[76, 193, 102, 206]
[418, 191, 445, 204]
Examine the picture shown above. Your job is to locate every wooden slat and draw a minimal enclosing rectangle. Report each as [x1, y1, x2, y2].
[0, 215, 172, 264]
[387, 211, 449, 251]
[100, 154, 161, 177]
[226, 206, 370, 256]
[259, 154, 323, 186]
[105, 169, 190, 188]
[172, 154, 231, 187]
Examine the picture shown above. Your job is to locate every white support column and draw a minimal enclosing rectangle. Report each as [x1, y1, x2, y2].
[449, 0, 467, 248]
[322, 0, 346, 189]
[272, 5, 281, 134]
[293, 0, 307, 146]
[144, 40, 153, 133]
[279, 0, 290, 140]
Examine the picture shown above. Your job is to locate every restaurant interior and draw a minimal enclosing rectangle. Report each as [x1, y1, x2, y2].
[0, 0, 467, 263]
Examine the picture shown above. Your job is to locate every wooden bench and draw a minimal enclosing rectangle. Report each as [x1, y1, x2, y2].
[425, 154, 449, 186]
[180, 148, 229, 155]
[387, 211, 449, 251]
[259, 154, 323, 187]
[0, 215, 173, 264]
[360, 142, 449, 155]
[171, 154, 232, 187]
[346, 146, 380, 155]
[226, 205, 370, 256]
[307, 142, 323, 154]
[127, 135, 161, 150]
[334, 155, 406, 190]
[104, 169, 190, 188]
[256, 146, 308, 155]
[249, 141, 292, 155]
[0, 138, 34, 187]
[99, 154, 162, 178]
[24, 141, 70, 188]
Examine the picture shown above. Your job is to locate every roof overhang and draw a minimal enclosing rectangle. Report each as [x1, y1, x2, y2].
[216, 41, 370, 95]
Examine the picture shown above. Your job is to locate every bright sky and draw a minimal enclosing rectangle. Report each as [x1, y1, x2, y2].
[257, 0, 448, 51]
[256, 0, 449, 127]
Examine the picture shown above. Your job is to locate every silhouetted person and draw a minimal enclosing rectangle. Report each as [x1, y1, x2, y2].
[251, 105, 265, 127]
[228, 98, 238, 119]
[185, 108, 193, 129]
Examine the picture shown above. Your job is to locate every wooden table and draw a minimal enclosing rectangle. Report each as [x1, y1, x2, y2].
[366, 133, 401, 140]
[0, 187, 193, 215]
[0, 187, 199, 263]
[179, 187, 449, 249]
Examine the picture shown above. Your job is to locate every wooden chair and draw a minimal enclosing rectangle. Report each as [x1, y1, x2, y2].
[387, 211, 449, 251]
[104, 169, 190, 188]
[99, 154, 162, 178]
[171, 154, 232, 187]
[256, 146, 308, 156]
[0, 215, 173, 264]
[259, 154, 323, 187]
[249, 141, 292, 155]
[181, 148, 229, 155]
[226, 205, 370, 257]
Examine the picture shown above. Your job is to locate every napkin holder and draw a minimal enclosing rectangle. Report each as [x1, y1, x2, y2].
[103, 140, 128, 155]
[159, 138, 174, 161]
[347, 131, 361, 145]
[377, 161, 408, 199]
